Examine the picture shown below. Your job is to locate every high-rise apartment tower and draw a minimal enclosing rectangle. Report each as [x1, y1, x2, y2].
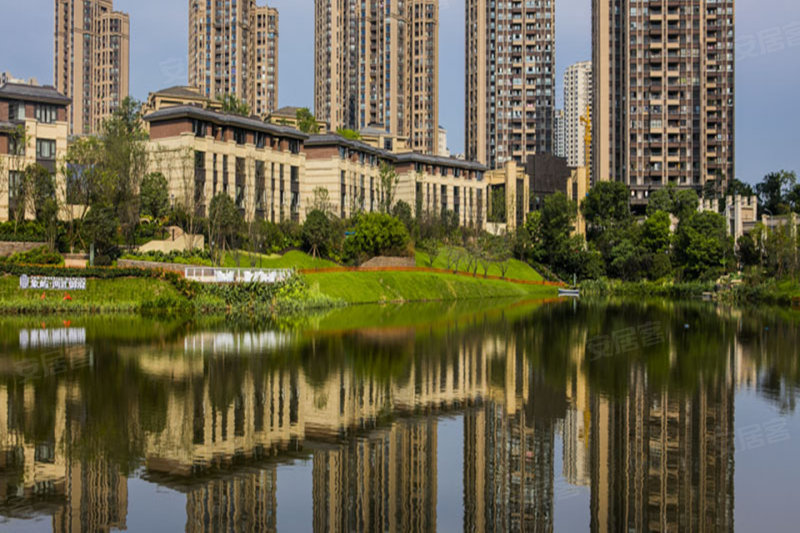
[466, 0, 556, 169]
[592, 0, 735, 204]
[563, 61, 592, 168]
[188, 1, 279, 116]
[314, 0, 439, 154]
[54, 0, 130, 135]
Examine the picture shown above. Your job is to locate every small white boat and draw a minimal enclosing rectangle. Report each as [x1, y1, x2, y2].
[558, 288, 580, 298]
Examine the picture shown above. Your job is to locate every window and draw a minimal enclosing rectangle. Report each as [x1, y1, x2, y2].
[8, 102, 25, 121]
[35, 105, 58, 124]
[36, 139, 56, 160]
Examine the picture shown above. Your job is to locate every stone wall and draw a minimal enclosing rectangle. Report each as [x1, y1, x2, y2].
[0, 242, 46, 257]
[360, 256, 416, 268]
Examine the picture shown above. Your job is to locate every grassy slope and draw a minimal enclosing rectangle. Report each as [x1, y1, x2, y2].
[304, 270, 555, 305]
[415, 249, 544, 282]
[0, 276, 179, 314]
[221, 250, 337, 270]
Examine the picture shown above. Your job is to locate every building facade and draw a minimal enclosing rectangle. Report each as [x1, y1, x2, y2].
[592, 0, 735, 206]
[554, 109, 565, 159]
[188, 1, 279, 116]
[145, 105, 486, 228]
[0, 82, 71, 222]
[465, 0, 556, 169]
[563, 61, 592, 168]
[313, 0, 439, 154]
[54, 0, 130, 136]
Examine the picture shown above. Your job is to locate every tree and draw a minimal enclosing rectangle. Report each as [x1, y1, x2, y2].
[727, 178, 755, 198]
[646, 188, 674, 217]
[61, 136, 114, 252]
[581, 181, 630, 232]
[296, 108, 320, 134]
[344, 212, 410, 262]
[140, 172, 170, 219]
[540, 192, 576, 254]
[377, 162, 398, 214]
[336, 128, 361, 140]
[673, 189, 699, 220]
[674, 211, 734, 280]
[756, 170, 796, 216]
[309, 186, 334, 217]
[736, 232, 761, 269]
[208, 193, 243, 263]
[24, 164, 60, 250]
[6, 125, 30, 227]
[391, 200, 414, 233]
[488, 186, 506, 223]
[640, 211, 672, 254]
[102, 97, 149, 248]
[217, 94, 251, 116]
[82, 205, 119, 266]
[302, 209, 333, 258]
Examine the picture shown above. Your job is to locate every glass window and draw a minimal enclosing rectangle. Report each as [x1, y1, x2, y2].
[36, 139, 56, 160]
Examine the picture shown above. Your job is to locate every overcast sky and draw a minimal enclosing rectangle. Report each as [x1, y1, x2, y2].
[1, 0, 798, 184]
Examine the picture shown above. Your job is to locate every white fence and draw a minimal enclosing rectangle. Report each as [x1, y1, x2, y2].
[184, 267, 294, 284]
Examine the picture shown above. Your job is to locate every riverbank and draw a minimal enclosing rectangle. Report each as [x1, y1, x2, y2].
[580, 278, 800, 307]
[0, 268, 558, 316]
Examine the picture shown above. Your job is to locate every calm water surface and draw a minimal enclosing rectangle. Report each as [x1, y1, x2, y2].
[0, 299, 799, 532]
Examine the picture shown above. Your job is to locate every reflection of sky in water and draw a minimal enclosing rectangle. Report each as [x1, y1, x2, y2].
[277, 462, 313, 533]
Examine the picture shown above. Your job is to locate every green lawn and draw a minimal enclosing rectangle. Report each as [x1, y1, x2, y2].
[221, 250, 337, 270]
[415, 248, 544, 282]
[304, 270, 556, 305]
[0, 276, 180, 314]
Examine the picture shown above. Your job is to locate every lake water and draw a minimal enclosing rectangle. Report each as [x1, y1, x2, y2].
[0, 299, 798, 532]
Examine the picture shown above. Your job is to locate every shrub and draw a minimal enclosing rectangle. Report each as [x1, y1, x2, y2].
[3, 246, 63, 266]
[344, 213, 410, 263]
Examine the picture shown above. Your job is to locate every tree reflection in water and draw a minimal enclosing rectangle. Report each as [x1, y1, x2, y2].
[0, 300, 798, 531]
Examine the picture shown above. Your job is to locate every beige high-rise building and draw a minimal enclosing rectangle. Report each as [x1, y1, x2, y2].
[314, 0, 439, 155]
[563, 61, 592, 168]
[465, 0, 555, 169]
[54, 0, 130, 136]
[188, 1, 279, 116]
[592, 0, 735, 205]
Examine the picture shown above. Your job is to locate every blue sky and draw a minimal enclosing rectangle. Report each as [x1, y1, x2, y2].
[1, 0, 798, 184]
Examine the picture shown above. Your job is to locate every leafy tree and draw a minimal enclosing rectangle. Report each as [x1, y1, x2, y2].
[736, 232, 761, 269]
[296, 108, 320, 134]
[102, 97, 149, 247]
[726, 178, 755, 198]
[140, 172, 170, 219]
[336, 128, 361, 140]
[217, 94, 251, 116]
[787, 183, 800, 214]
[640, 211, 672, 254]
[83, 205, 119, 266]
[673, 189, 700, 220]
[756, 170, 796, 215]
[208, 193, 243, 262]
[302, 209, 333, 258]
[377, 163, 398, 214]
[607, 238, 643, 281]
[488, 186, 506, 223]
[581, 180, 630, 231]
[674, 211, 734, 280]
[646, 188, 674, 217]
[309, 186, 334, 216]
[540, 192, 576, 253]
[345, 213, 410, 262]
[391, 200, 414, 233]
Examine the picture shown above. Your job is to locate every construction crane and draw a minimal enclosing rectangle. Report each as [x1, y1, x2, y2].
[579, 105, 592, 189]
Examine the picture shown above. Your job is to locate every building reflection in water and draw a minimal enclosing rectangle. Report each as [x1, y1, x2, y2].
[0, 305, 777, 532]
